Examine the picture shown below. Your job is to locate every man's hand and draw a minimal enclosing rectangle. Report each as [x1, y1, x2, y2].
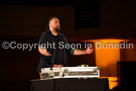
[85, 46, 94, 54]
[73, 46, 94, 55]
[39, 47, 51, 56]
[43, 50, 51, 56]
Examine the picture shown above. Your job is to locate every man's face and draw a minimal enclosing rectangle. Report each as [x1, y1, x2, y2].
[49, 18, 60, 31]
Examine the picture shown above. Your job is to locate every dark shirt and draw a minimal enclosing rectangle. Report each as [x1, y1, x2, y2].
[53, 35, 63, 65]
[37, 30, 75, 72]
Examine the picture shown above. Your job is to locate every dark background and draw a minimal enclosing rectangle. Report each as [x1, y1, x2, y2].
[0, 0, 136, 91]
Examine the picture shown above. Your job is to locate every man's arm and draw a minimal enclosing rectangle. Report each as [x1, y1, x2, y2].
[38, 46, 51, 56]
[73, 47, 94, 55]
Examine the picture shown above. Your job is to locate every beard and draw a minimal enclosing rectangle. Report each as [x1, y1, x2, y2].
[55, 27, 60, 31]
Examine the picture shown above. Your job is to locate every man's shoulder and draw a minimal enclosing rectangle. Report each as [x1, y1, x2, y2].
[43, 30, 50, 34]
[41, 31, 65, 38]
[58, 32, 65, 37]
[41, 31, 51, 36]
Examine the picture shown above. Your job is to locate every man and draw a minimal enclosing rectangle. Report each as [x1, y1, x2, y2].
[37, 17, 94, 78]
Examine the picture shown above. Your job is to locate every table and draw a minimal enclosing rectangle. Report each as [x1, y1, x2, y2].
[31, 78, 109, 91]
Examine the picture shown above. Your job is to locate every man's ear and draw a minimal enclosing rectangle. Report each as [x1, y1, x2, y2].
[49, 23, 51, 27]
